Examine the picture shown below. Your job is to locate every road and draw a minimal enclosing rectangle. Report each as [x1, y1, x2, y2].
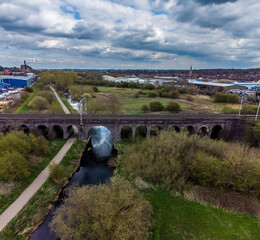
[0, 86, 75, 232]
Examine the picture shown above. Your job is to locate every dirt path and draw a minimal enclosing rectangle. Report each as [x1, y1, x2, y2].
[50, 85, 70, 114]
[0, 86, 74, 232]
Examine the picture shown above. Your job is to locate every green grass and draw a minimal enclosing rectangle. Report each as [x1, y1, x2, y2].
[0, 138, 66, 214]
[14, 84, 41, 113]
[146, 189, 260, 240]
[0, 140, 85, 240]
[122, 97, 190, 114]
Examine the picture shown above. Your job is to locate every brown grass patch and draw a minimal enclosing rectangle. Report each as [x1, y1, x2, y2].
[184, 186, 260, 218]
[0, 181, 16, 195]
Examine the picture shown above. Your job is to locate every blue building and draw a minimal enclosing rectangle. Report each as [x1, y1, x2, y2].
[0, 75, 34, 88]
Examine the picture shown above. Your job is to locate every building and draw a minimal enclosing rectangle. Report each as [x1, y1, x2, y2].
[0, 75, 34, 88]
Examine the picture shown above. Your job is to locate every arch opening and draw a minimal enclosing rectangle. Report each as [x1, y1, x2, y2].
[210, 125, 223, 139]
[169, 125, 180, 133]
[19, 125, 30, 134]
[198, 126, 209, 137]
[50, 125, 64, 139]
[184, 126, 196, 136]
[135, 126, 147, 138]
[34, 125, 49, 138]
[120, 126, 133, 139]
[150, 126, 163, 137]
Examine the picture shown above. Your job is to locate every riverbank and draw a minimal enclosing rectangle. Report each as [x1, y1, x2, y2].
[115, 139, 260, 240]
[0, 141, 85, 240]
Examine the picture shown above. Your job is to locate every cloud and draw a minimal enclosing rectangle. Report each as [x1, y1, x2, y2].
[0, 0, 260, 69]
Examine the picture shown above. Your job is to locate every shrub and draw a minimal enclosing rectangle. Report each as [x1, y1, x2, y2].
[134, 93, 139, 98]
[0, 151, 30, 180]
[177, 88, 187, 94]
[241, 104, 258, 115]
[49, 164, 66, 184]
[138, 90, 146, 95]
[221, 106, 238, 114]
[169, 90, 179, 99]
[148, 91, 157, 98]
[38, 82, 45, 90]
[121, 132, 260, 196]
[149, 101, 165, 112]
[214, 93, 239, 104]
[20, 91, 29, 101]
[144, 84, 155, 90]
[24, 86, 33, 92]
[166, 101, 181, 112]
[187, 87, 198, 95]
[50, 177, 152, 240]
[141, 104, 149, 112]
[36, 91, 55, 104]
[28, 96, 49, 110]
[92, 86, 99, 92]
[186, 95, 194, 102]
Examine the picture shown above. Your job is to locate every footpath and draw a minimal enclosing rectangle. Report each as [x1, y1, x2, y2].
[0, 87, 75, 231]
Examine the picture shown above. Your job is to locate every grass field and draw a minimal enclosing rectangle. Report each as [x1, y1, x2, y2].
[146, 189, 260, 240]
[14, 84, 41, 113]
[0, 141, 85, 240]
[0, 139, 66, 215]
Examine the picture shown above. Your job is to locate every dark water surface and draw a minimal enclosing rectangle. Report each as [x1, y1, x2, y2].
[30, 144, 115, 240]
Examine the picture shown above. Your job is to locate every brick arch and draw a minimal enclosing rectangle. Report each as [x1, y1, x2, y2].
[120, 125, 133, 139]
[168, 125, 181, 133]
[197, 125, 210, 137]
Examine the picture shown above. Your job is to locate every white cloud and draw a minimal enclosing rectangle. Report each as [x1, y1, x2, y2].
[0, 0, 260, 68]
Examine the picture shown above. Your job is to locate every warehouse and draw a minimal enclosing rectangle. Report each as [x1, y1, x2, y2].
[0, 75, 34, 88]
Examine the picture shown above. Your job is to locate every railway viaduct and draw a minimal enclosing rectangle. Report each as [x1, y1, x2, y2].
[0, 113, 254, 142]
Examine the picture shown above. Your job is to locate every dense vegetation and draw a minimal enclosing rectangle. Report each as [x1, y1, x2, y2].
[214, 93, 239, 104]
[50, 177, 152, 240]
[120, 132, 260, 215]
[0, 131, 49, 181]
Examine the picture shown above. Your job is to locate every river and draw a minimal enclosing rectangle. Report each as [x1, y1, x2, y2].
[30, 127, 115, 240]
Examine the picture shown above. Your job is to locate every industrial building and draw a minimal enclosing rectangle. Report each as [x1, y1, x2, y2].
[0, 75, 34, 88]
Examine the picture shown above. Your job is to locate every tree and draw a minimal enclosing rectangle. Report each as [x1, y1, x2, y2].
[50, 177, 152, 240]
[0, 151, 30, 180]
[166, 101, 181, 112]
[36, 91, 55, 104]
[149, 101, 165, 112]
[28, 96, 49, 110]
[141, 104, 149, 112]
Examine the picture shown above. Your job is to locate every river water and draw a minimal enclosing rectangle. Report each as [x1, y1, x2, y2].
[30, 127, 115, 240]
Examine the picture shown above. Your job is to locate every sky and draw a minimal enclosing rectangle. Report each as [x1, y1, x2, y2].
[0, 0, 260, 69]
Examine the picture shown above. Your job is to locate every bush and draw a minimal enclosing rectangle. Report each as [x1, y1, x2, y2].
[186, 95, 194, 102]
[92, 86, 99, 92]
[187, 87, 198, 95]
[138, 90, 146, 95]
[166, 101, 181, 112]
[149, 101, 165, 112]
[148, 91, 157, 98]
[20, 91, 29, 101]
[38, 82, 45, 90]
[134, 93, 139, 98]
[141, 104, 149, 112]
[0, 151, 30, 180]
[50, 177, 152, 240]
[121, 132, 260, 196]
[49, 164, 66, 184]
[241, 104, 258, 115]
[169, 90, 179, 99]
[221, 106, 238, 114]
[36, 91, 55, 104]
[214, 93, 239, 104]
[24, 86, 33, 92]
[177, 88, 187, 94]
[144, 84, 155, 90]
[28, 96, 49, 110]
